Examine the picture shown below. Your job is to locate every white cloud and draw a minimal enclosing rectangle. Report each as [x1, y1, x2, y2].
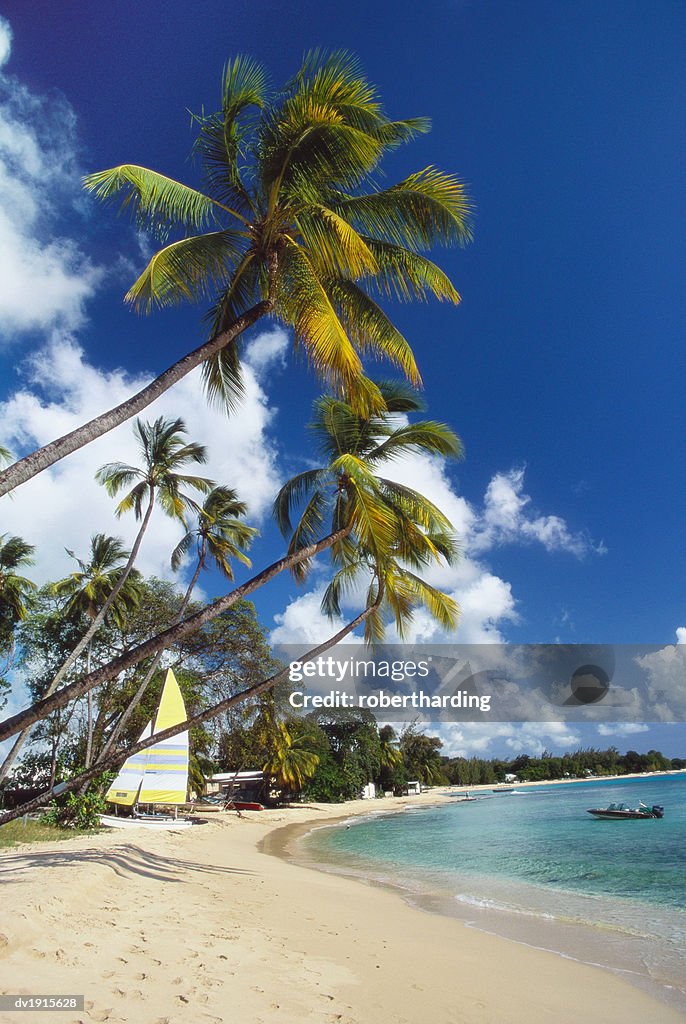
[0, 18, 11, 69]
[0, 329, 288, 587]
[596, 723, 649, 737]
[271, 585, 357, 650]
[470, 468, 606, 557]
[676, 627, 686, 645]
[0, 17, 101, 339]
[430, 721, 581, 758]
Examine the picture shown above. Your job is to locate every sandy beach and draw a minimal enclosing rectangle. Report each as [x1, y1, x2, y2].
[1, 793, 685, 1024]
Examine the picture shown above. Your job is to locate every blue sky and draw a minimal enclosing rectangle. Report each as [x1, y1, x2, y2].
[0, 2, 684, 757]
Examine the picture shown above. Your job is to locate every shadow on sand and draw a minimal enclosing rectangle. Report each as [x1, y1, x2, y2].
[0, 841, 256, 883]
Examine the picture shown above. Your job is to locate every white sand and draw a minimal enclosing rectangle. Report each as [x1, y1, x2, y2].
[1, 797, 684, 1024]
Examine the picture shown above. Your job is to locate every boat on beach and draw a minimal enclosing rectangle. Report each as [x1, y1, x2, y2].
[100, 668, 202, 831]
[587, 801, 664, 820]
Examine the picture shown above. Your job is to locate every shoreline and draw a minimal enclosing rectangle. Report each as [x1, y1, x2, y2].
[263, 785, 686, 1015]
[1, 793, 684, 1023]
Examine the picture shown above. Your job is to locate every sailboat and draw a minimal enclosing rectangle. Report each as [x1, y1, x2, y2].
[100, 668, 195, 831]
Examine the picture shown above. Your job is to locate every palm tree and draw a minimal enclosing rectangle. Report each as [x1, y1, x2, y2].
[262, 719, 320, 798]
[274, 380, 462, 611]
[52, 534, 143, 768]
[170, 485, 256, 590]
[0, 50, 471, 498]
[97, 486, 256, 759]
[0, 534, 36, 652]
[45, 416, 213, 698]
[0, 416, 213, 784]
[0, 535, 140, 782]
[54, 535, 143, 626]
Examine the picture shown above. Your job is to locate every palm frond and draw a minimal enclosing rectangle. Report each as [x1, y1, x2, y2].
[114, 480, 150, 519]
[367, 421, 463, 463]
[201, 253, 261, 410]
[273, 468, 329, 537]
[401, 569, 459, 631]
[287, 489, 329, 582]
[95, 463, 142, 497]
[82, 165, 224, 240]
[321, 560, 365, 619]
[327, 279, 422, 386]
[334, 167, 473, 249]
[297, 206, 378, 279]
[275, 239, 365, 394]
[192, 55, 267, 210]
[126, 230, 246, 313]
[171, 531, 194, 572]
[363, 239, 461, 304]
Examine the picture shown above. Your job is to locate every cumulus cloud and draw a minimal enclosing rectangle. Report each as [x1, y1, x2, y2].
[0, 329, 288, 586]
[0, 17, 101, 339]
[430, 721, 581, 758]
[470, 468, 606, 557]
[596, 723, 649, 737]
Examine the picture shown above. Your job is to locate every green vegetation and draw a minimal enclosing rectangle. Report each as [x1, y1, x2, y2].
[0, 818, 91, 848]
[442, 746, 680, 785]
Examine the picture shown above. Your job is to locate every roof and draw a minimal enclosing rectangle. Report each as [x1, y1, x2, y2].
[210, 771, 264, 783]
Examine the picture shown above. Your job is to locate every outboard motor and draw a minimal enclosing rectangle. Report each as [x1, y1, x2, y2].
[651, 805, 665, 818]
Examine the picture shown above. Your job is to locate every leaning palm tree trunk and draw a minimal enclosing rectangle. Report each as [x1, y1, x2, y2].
[0, 301, 271, 498]
[0, 595, 379, 825]
[0, 491, 155, 785]
[96, 555, 203, 762]
[0, 526, 350, 744]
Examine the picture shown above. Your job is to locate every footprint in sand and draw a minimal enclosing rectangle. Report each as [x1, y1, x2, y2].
[88, 1009, 115, 1022]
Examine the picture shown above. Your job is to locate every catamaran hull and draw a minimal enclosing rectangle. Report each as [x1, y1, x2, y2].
[100, 814, 193, 831]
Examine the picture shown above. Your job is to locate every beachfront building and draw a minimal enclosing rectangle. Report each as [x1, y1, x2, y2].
[207, 771, 266, 803]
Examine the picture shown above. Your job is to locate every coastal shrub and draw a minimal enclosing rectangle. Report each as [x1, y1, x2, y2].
[41, 789, 108, 830]
[40, 773, 114, 829]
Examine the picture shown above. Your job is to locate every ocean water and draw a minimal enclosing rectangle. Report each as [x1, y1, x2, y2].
[301, 774, 686, 1011]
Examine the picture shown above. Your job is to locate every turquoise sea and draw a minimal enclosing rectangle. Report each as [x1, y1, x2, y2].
[301, 774, 686, 1012]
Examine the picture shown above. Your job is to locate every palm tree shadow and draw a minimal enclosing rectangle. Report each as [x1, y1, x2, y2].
[0, 842, 255, 883]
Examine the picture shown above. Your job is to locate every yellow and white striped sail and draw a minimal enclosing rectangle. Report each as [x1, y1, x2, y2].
[105, 669, 189, 807]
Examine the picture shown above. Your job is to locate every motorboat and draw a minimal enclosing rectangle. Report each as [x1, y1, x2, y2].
[587, 801, 664, 820]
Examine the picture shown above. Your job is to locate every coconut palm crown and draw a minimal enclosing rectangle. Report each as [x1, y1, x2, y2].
[83, 50, 472, 413]
[171, 486, 257, 581]
[52, 534, 143, 629]
[0, 534, 36, 649]
[273, 381, 463, 641]
[96, 416, 214, 523]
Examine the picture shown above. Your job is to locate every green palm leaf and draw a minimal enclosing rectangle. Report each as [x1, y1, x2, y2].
[327, 279, 422, 386]
[126, 230, 246, 312]
[82, 165, 226, 240]
[364, 239, 461, 303]
[334, 167, 473, 249]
